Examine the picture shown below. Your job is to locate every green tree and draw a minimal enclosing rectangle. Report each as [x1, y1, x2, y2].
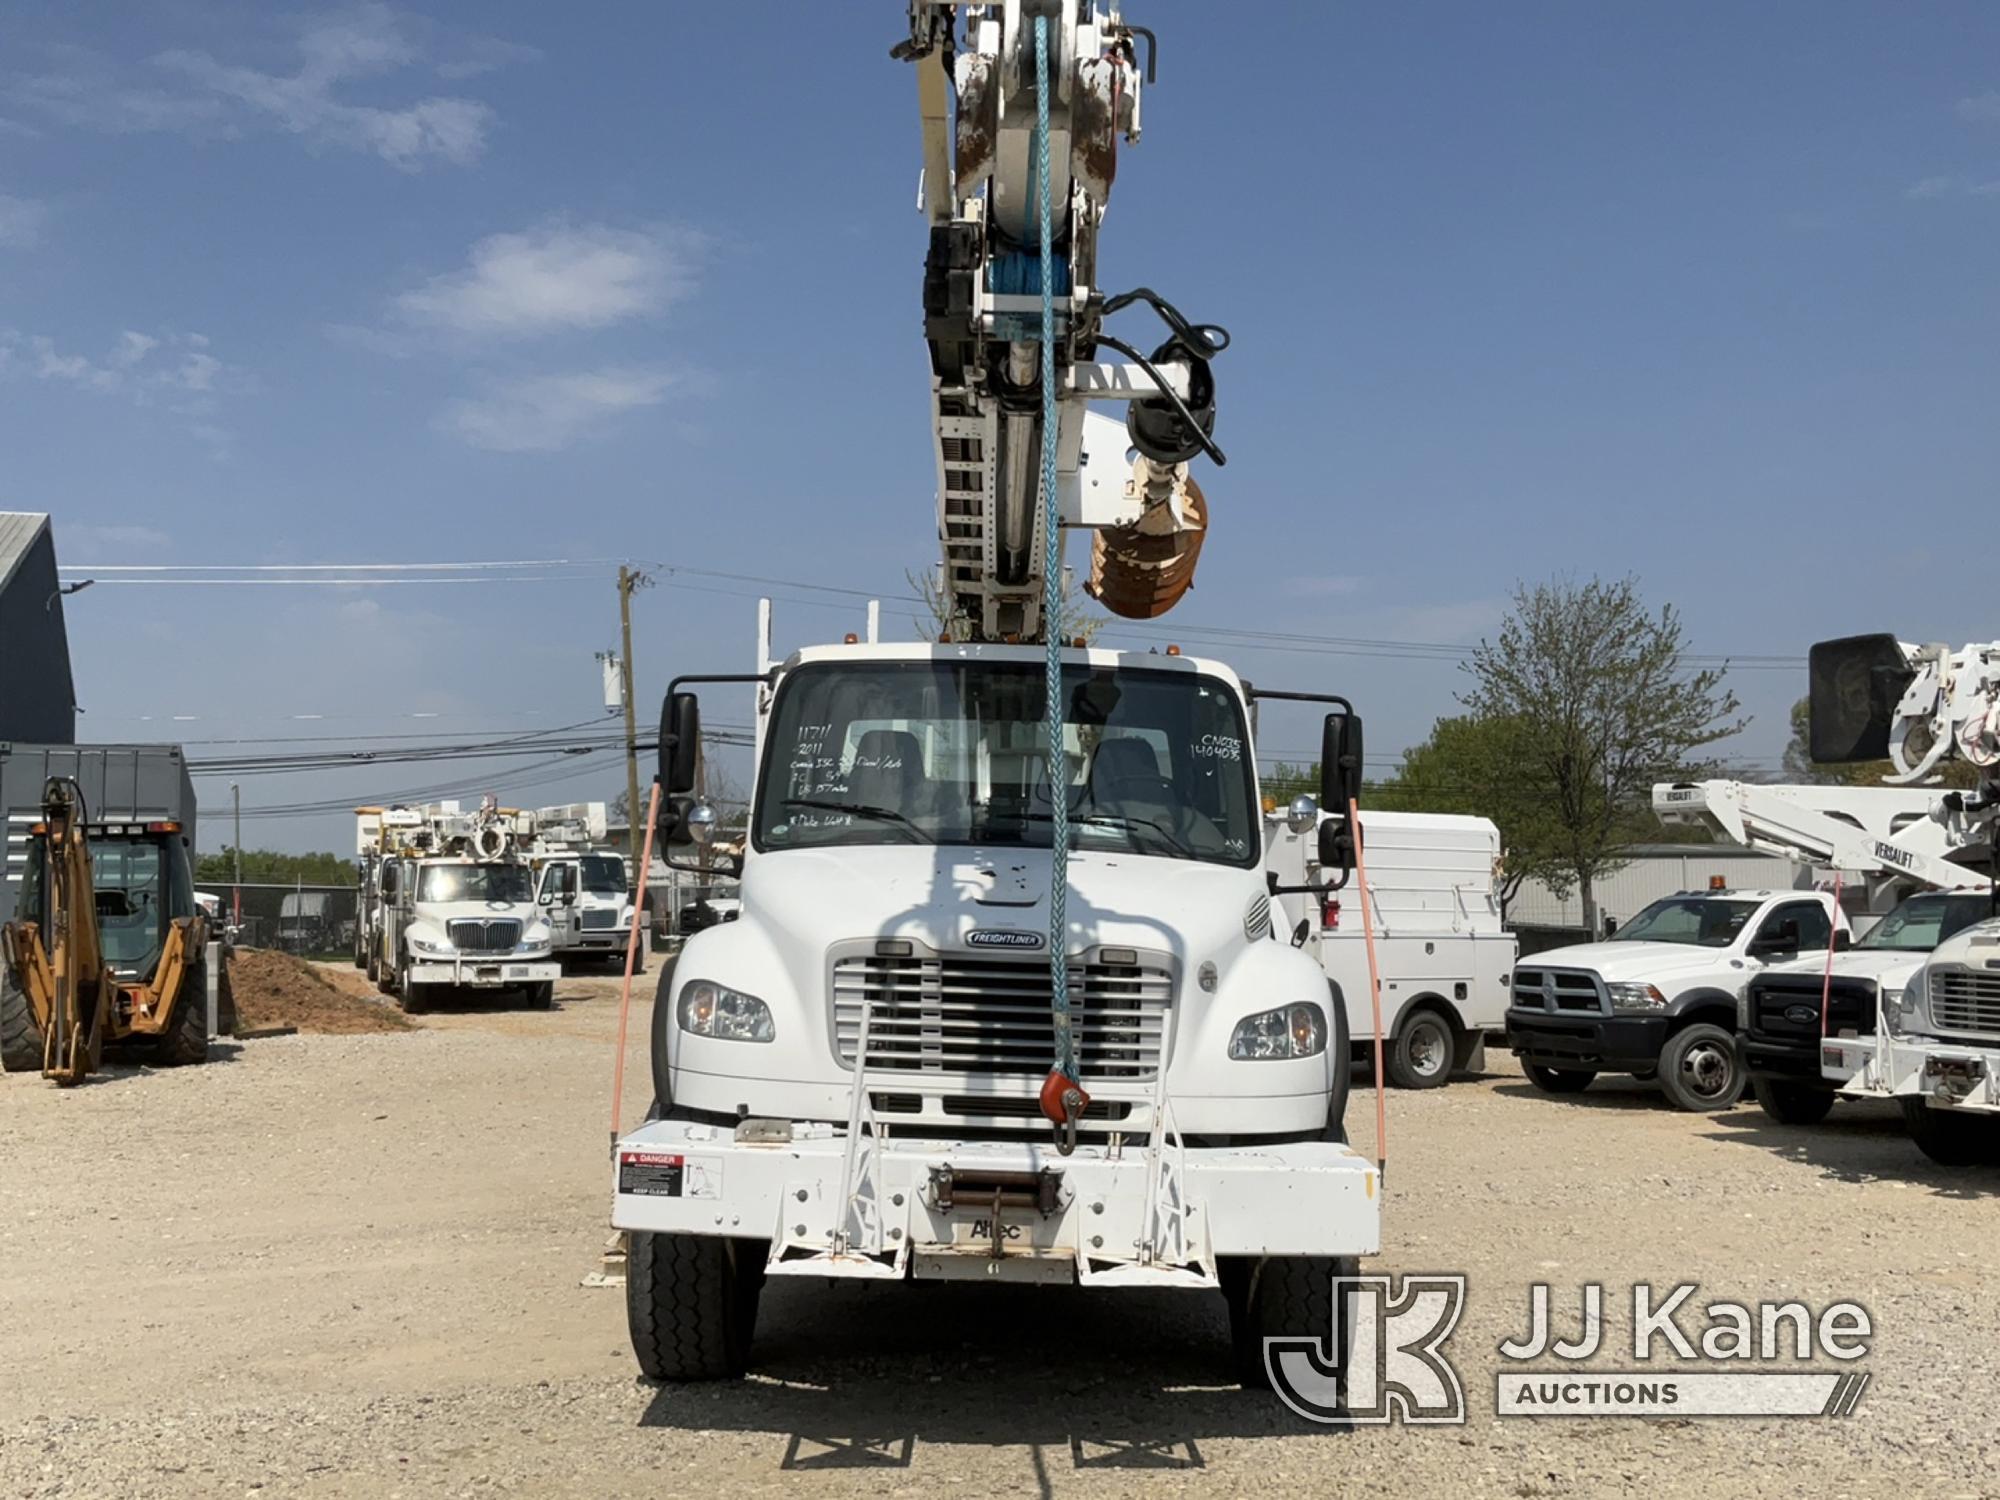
[1462, 576, 1745, 931]
[194, 849, 356, 885]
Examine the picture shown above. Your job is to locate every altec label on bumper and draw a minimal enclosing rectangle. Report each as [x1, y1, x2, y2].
[618, 1152, 723, 1199]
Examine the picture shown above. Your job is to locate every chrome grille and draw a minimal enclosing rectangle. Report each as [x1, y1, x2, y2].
[1748, 974, 1876, 1039]
[580, 909, 620, 931]
[448, 918, 521, 953]
[832, 950, 1172, 1081]
[1512, 966, 1606, 1014]
[1931, 968, 2000, 1037]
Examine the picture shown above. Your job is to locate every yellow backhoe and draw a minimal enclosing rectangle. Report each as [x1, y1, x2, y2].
[0, 777, 213, 1086]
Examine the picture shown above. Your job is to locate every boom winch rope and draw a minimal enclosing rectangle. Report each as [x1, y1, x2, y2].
[1034, 14, 1079, 1119]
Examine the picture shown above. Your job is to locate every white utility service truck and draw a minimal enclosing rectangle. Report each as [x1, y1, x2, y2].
[1506, 888, 1849, 1111]
[1652, 776, 1993, 1127]
[1799, 635, 2000, 1163]
[1266, 805, 1514, 1088]
[357, 800, 560, 1013]
[611, 1, 1380, 1389]
[527, 803, 640, 970]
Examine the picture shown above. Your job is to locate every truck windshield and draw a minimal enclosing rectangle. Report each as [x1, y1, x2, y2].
[417, 864, 532, 903]
[1855, 893, 1993, 951]
[1611, 896, 1762, 947]
[581, 855, 627, 895]
[753, 660, 1260, 867]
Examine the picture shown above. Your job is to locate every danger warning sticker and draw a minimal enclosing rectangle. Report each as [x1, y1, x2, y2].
[619, 1151, 723, 1200]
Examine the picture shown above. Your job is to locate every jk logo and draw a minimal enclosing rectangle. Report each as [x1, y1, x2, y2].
[1265, 1274, 1468, 1425]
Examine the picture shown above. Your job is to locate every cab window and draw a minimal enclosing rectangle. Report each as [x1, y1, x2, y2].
[1758, 901, 1831, 952]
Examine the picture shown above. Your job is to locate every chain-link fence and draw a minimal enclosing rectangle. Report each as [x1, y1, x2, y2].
[204, 882, 361, 960]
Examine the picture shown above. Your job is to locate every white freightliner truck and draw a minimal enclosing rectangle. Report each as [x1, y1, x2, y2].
[1798, 635, 2000, 1163]
[357, 800, 560, 1013]
[610, 1, 1380, 1388]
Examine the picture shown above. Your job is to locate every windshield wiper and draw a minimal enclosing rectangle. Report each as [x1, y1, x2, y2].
[781, 797, 935, 843]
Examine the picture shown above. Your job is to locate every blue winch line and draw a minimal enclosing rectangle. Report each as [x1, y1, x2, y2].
[1034, 13, 1074, 1085]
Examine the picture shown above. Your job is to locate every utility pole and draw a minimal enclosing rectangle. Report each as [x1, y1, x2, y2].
[231, 781, 242, 926]
[616, 566, 653, 869]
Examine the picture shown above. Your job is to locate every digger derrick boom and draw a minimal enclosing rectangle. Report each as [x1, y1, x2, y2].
[905, 1, 1224, 643]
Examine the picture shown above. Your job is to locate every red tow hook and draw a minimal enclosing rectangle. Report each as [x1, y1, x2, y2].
[1039, 1069, 1090, 1155]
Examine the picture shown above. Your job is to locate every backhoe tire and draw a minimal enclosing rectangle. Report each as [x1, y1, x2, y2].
[627, 1229, 766, 1381]
[1752, 1078, 1835, 1127]
[154, 956, 210, 1067]
[1224, 1253, 1359, 1393]
[1, 965, 43, 1073]
[1386, 1009, 1454, 1090]
[1900, 1097, 1999, 1167]
[1524, 1063, 1596, 1095]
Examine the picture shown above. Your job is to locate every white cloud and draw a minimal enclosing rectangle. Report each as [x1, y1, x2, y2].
[395, 223, 701, 337]
[439, 368, 683, 453]
[436, 37, 544, 81]
[1957, 90, 2000, 124]
[0, 328, 240, 451]
[1908, 174, 2000, 200]
[0, 192, 47, 247]
[12, 6, 508, 170]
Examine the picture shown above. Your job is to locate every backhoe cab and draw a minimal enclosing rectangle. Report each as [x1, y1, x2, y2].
[0, 777, 213, 1085]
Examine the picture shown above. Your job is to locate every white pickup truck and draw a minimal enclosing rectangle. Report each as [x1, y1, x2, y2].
[1506, 888, 1848, 1111]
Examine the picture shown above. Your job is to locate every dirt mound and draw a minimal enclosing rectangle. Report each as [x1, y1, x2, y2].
[228, 949, 411, 1036]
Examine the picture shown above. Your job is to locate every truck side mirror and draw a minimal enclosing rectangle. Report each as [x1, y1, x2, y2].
[1317, 817, 1355, 879]
[1319, 711, 1364, 813]
[660, 692, 701, 794]
[1834, 929, 1853, 951]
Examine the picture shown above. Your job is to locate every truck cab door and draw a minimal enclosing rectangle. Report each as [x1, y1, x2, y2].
[540, 863, 578, 948]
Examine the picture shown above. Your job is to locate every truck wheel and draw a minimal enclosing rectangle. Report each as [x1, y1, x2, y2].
[398, 959, 429, 1015]
[1386, 1009, 1454, 1090]
[1658, 1023, 1742, 1112]
[1523, 1063, 1595, 1094]
[1223, 1253, 1359, 1392]
[1752, 1078, 1834, 1126]
[1, 965, 44, 1073]
[649, 957, 681, 1110]
[627, 1230, 766, 1381]
[525, 981, 554, 1011]
[154, 956, 210, 1067]
[1899, 1098, 1998, 1167]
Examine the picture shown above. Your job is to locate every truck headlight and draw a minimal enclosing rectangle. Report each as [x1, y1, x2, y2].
[1894, 971, 1927, 1034]
[678, 980, 775, 1043]
[1229, 1003, 1326, 1061]
[1607, 982, 1667, 1014]
[410, 936, 453, 956]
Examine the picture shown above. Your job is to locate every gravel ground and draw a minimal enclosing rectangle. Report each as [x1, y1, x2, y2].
[4, 966, 1996, 1499]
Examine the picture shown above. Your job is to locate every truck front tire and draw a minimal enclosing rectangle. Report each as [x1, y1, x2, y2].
[524, 980, 554, 1010]
[1658, 1023, 1742, 1112]
[1900, 1097, 1999, 1167]
[627, 1229, 767, 1381]
[1387, 1009, 1454, 1090]
[1752, 1078, 1834, 1126]
[1223, 1253, 1359, 1393]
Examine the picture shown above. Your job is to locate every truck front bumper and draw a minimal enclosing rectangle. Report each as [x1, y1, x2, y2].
[1742, 1034, 1836, 1088]
[1505, 1008, 1665, 1074]
[611, 1117, 1379, 1286]
[1825, 1036, 2000, 1114]
[408, 958, 561, 988]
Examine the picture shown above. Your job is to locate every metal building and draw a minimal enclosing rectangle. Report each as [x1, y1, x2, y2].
[1510, 843, 1808, 935]
[0, 512, 78, 744]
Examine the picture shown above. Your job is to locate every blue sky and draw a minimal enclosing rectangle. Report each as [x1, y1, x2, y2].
[4, 2, 1997, 854]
